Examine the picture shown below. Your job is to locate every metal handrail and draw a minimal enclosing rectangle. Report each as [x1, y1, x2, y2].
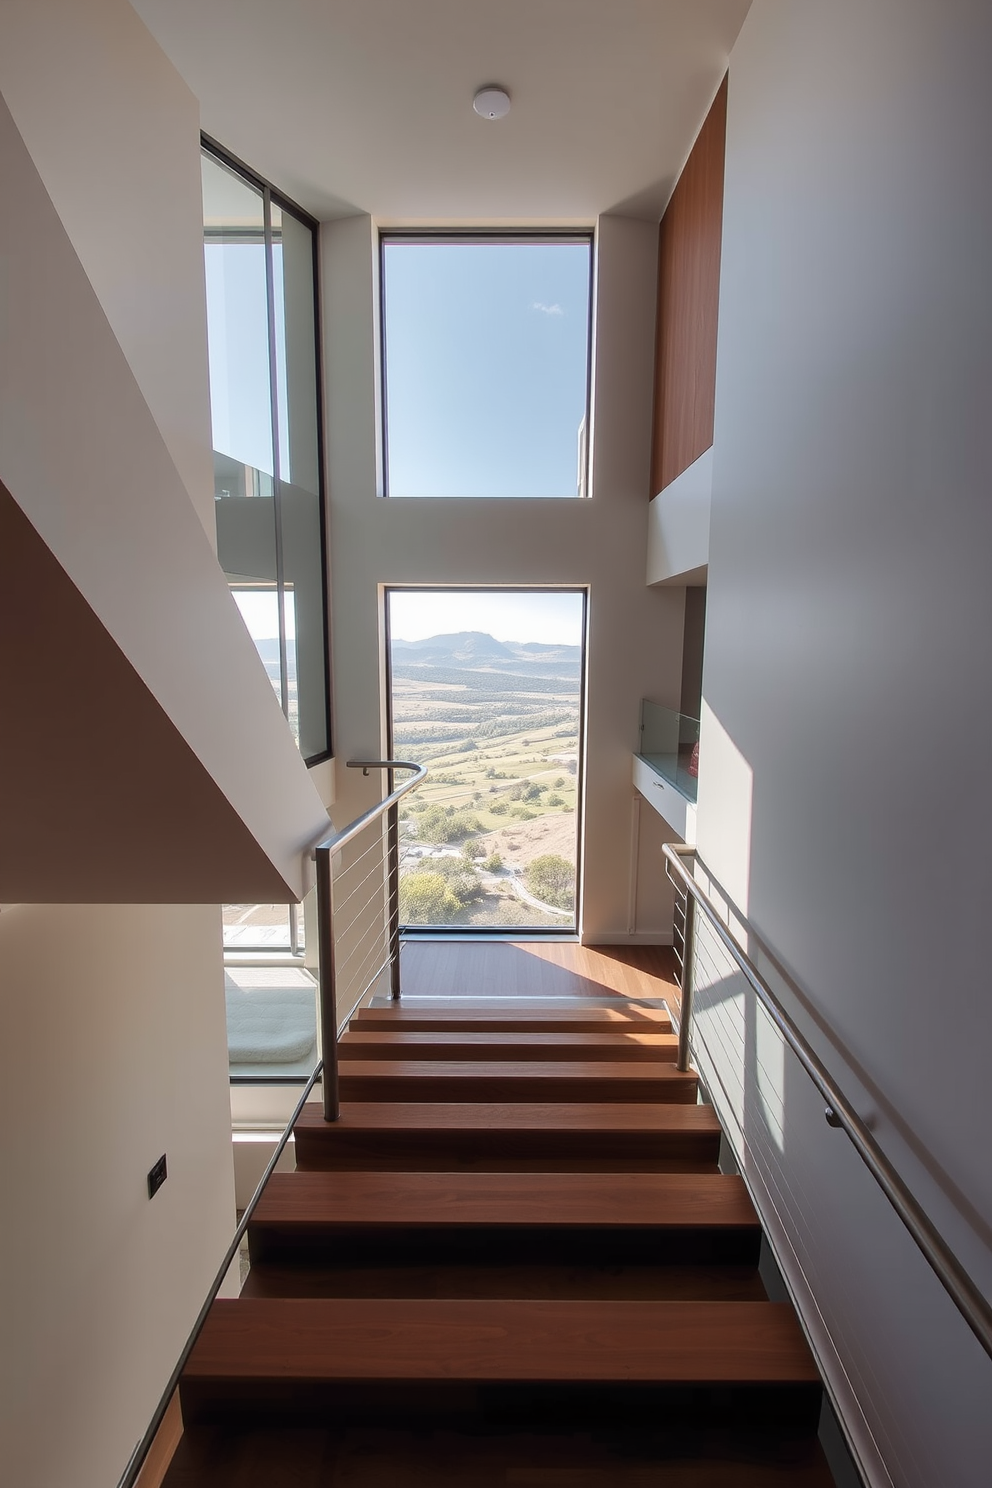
[663, 841, 992, 1365]
[314, 760, 426, 1121]
[116, 1063, 324, 1488]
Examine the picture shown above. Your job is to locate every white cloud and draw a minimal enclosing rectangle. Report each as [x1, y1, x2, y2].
[531, 301, 563, 316]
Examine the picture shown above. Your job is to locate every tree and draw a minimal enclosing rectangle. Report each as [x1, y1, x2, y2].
[461, 839, 485, 860]
[484, 852, 503, 873]
[525, 854, 574, 911]
[399, 872, 461, 924]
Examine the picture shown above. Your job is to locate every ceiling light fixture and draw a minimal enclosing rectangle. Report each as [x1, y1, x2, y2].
[473, 85, 511, 121]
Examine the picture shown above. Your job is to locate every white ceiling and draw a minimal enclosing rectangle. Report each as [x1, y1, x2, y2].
[132, 0, 750, 223]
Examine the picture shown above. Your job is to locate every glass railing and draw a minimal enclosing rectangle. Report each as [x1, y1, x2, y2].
[638, 700, 699, 802]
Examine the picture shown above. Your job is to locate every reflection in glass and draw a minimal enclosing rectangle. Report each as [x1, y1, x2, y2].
[202, 156, 273, 477]
[382, 237, 592, 498]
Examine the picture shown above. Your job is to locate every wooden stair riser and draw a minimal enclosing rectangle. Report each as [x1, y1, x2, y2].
[337, 1062, 698, 1105]
[181, 1298, 821, 1431]
[248, 1224, 762, 1270]
[248, 1171, 760, 1268]
[181, 1375, 824, 1434]
[351, 1008, 673, 1034]
[339, 1031, 680, 1062]
[293, 1104, 723, 1173]
[240, 1260, 769, 1303]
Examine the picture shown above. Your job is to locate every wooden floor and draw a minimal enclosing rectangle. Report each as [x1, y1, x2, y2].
[398, 940, 680, 1012]
[163, 973, 835, 1487]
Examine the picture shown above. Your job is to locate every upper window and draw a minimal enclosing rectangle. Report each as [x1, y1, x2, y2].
[201, 139, 331, 764]
[380, 234, 593, 498]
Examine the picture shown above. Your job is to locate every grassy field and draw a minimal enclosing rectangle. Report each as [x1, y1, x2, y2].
[392, 635, 580, 928]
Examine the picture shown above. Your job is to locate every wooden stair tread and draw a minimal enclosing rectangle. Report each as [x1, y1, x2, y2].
[185, 1298, 819, 1384]
[337, 1061, 697, 1104]
[294, 1102, 722, 1172]
[352, 1004, 673, 1034]
[339, 1030, 678, 1061]
[296, 1102, 719, 1134]
[252, 1171, 758, 1230]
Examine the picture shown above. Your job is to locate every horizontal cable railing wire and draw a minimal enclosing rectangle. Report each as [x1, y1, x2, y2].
[663, 842, 992, 1366]
[314, 761, 427, 1120]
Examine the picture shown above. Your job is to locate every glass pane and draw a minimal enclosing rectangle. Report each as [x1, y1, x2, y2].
[224, 965, 318, 1080]
[272, 207, 320, 496]
[201, 155, 274, 477]
[231, 587, 283, 712]
[389, 590, 585, 930]
[639, 700, 700, 802]
[382, 239, 592, 498]
[281, 488, 327, 758]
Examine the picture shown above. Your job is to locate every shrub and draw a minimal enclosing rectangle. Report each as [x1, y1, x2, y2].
[522, 782, 546, 802]
[425, 856, 483, 903]
[418, 805, 481, 843]
[512, 807, 536, 821]
[462, 839, 485, 860]
[525, 854, 575, 911]
[490, 801, 508, 816]
[546, 794, 564, 807]
[554, 777, 565, 788]
[399, 872, 461, 924]
[484, 852, 503, 873]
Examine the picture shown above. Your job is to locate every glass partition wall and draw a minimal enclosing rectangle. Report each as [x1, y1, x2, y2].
[202, 143, 327, 1076]
[201, 140, 330, 765]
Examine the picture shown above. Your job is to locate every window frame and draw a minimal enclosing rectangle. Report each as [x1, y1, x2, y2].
[377, 230, 595, 501]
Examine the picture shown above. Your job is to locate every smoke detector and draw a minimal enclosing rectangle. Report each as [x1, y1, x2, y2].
[473, 86, 511, 121]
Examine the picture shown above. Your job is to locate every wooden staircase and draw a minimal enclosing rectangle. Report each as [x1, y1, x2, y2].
[164, 997, 837, 1485]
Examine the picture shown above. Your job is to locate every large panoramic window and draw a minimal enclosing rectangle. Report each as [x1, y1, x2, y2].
[387, 589, 586, 931]
[381, 235, 593, 498]
[201, 139, 330, 763]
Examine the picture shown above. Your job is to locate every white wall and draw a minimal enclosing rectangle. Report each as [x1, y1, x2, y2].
[0, 904, 235, 1488]
[0, 0, 216, 542]
[322, 214, 686, 941]
[695, 3, 992, 1483]
[0, 77, 329, 901]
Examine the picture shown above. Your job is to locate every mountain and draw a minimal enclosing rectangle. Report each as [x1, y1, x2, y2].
[392, 631, 518, 664]
[392, 631, 581, 667]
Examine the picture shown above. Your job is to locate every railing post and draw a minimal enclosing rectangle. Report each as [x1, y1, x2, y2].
[386, 796, 401, 1000]
[315, 846, 340, 1121]
[676, 888, 696, 1073]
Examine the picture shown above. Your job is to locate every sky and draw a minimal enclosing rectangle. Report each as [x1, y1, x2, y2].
[383, 240, 591, 498]
[388, 589, 584, 646]
[234, 588, 296, 642]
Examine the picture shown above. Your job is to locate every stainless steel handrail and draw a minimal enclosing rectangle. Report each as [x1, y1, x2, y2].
[116, 1063, 324, 1488]
[663, 841, 992, 1364]
[314, 759, 426, 1121]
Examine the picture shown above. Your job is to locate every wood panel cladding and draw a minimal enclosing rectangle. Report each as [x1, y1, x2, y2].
[650, 77, 728, 495]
